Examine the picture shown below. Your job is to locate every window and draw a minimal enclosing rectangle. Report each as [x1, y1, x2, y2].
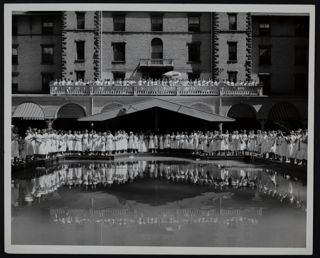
[113, 15, 125, 31]
[76, 41, 85, 61]
[228, 71, 237, 82]
[188, 15, 200, 32]
[295, 46, 308, 65]
[41, 72, 54, 93]
[12, 17, 18, 35]
[228, 42, 237, 62]
[294, 73, 308, 96]
[41, 45, 54, 64]
[228, 13, 237, 30]
[42, 17, 54, 34]
[12, 73, 18, 93]
[259, 23, 271, 35]
[113, 72, 126, 80]
[151, 15, 163, 32]
[188, 72, 200, 80]
[112, 43, 126, 62]
[76, 12, 85, 29]
[259, 45, 271, 65]
[151, 38, 163, 59]
[258, 73, 271, 95]
[12, 83, 18, 93]
[188, 43, 201, 62]
[12, 45, 18, 65]
[75, 70, 85, 81]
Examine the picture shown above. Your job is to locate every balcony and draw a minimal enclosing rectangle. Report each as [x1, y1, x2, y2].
[49, 82, 263, 97]
[139, 59, 174, 67]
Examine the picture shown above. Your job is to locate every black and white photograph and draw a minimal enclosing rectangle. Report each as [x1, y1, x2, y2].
[4, 3, 315, 255]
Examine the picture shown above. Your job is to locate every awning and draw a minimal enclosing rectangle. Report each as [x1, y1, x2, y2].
[78, 98, 235, 122]
[12, 102, 45, 120]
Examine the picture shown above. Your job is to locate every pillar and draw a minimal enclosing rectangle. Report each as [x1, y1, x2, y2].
[258, 119, 266, 131]
[218, 123, 223, 132]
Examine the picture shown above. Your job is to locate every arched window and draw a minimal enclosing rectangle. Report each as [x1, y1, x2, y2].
[151, 38, 163, 59]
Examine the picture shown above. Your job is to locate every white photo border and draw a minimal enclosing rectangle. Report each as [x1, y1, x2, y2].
[4, 3, 315, 255]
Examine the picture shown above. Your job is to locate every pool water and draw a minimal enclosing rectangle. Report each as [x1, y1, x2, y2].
[11, 158, 307, 247]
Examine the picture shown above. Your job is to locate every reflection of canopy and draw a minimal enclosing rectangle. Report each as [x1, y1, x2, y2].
[78, 98, 235, 122]
[13, 102, 45, 120]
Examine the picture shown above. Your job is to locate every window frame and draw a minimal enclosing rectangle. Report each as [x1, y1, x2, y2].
[151, 14, 163, 32]
[227, 71, 238, 82]
[113, 14, 126, 32]
[41, 16, 54, 34]
[259, 45, 272, 65]
[75, 70, 85, 81]
[187, 42, 201, 63]
[228, 13, 237, 31]
[41, 72, 55, 93]
[112, 42, 126, 63]
[41, 44, 54, 64]
[75, 40, 85, 62]
[76, 12, 85, 30]
[12, 45, 18, 65]
[227, 41, 237, 63]
[259, 22, 271, 36]
[188, 15, 200, 32]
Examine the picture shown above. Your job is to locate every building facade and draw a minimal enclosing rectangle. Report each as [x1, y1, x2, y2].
[11, 11, 309, 131]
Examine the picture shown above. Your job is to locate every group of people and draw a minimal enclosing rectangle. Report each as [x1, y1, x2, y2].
[12, 161, 305, 210]
[51, 78, 261, 88]
[11, 126, 308, 166]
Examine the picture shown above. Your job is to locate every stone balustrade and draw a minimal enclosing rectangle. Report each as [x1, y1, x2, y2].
[50, 82, 263, 97]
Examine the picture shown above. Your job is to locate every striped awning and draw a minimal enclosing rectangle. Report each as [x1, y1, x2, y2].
[12, 102, 45, 120]
[78, 98, 235, 122]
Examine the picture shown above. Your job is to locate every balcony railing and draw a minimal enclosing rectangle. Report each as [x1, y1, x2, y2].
[139, 59, 174, 67]
[50, 82, 263, 97]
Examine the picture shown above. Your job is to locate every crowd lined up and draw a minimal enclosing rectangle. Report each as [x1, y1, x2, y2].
[11, 127, 308, 166]
[51, 78, 261, 88]
[11, 161, 305, 210]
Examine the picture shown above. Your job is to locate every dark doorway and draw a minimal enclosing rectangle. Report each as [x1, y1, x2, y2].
[12, 118, 47, 136]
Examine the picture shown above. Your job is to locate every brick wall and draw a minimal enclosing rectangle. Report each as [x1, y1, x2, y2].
[12, 13, 62, 92]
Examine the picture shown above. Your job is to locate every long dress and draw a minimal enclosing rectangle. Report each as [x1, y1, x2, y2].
[148, 135, 155, 149]
[67, 134, 74, 152]
[11, 133, 20, 158]
[106, 134, 114, 152]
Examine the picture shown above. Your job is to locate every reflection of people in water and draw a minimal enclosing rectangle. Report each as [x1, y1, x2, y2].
[12, 161, 306, 210]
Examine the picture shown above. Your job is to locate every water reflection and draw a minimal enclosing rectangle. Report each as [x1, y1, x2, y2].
[11, 160, 307, 247]
[12, 160, 306, 210]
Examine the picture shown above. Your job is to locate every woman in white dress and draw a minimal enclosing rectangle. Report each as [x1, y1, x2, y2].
[66, 130, 74, 153]
[74, 131, 83, 153]
[11, 131, 20, 160]
[286, 131, 296, 163]
[128, 132, 134, 153]
[133, 133, 139, 153]
[100, 132, 107, 155]
[148, 133, 155, 153]
[164, 133, 170, 151]
[106, 131, 114, 155]
[159, 134, 164, 151]
[82, 129, 89, 152]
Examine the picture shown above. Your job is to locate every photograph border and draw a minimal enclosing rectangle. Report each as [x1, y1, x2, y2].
[4, 3, 315, 255]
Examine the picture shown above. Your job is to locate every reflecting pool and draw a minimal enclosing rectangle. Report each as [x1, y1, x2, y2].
[11, 158, 307, 247]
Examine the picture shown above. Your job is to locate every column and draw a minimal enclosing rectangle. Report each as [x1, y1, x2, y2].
[218, 123, 223, 132]
[258, 119, 266, 131]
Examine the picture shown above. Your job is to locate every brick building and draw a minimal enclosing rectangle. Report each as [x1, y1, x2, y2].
[11, 11, 309, 132]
